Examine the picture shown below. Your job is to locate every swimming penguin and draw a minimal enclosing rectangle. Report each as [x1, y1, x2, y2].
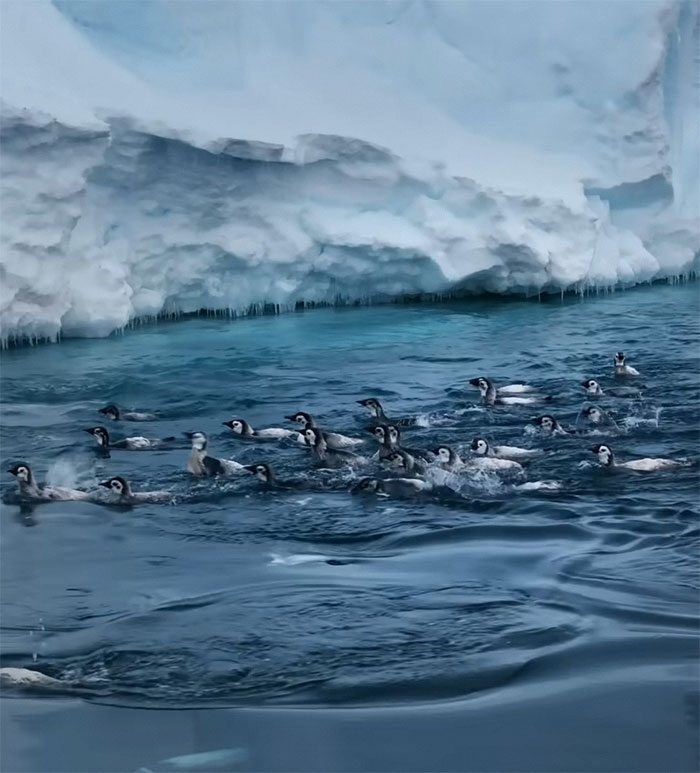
[433, 445, 523, 474]
[243, 463, 313, 490]
[0, 668, 63, 689]
[351, 477, 433, 497]
[185, 432, 245, 477]
[7, 463, 92, 502]
[98, 404, 157, 422]
[468, 377, 536, 397]
[532, 415, 569, 435]
[614, 353, 640, 376]
[303, 427, 365, 468]
[98, 476, 171, 504]
[469, 378, 548, 406]
[590, 444, 688, 472]
[356, 398, 414, 427]
[581, 379, 640, 398]
[84, 427, 175, 451]
[470, 437, 541, 460]
[580, 405, 618, 427]
[223, 419, 304, 443]
[286, 412, 363, 449]
[382, 449, 429, 477]
[371, 424, 432, 462]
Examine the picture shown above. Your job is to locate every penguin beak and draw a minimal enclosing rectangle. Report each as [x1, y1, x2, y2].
[243, 465, 257, 473]
[98, 480, 111, 488]
[356, 400, 368, 406]
[222, 421, 233, 428]
[468, 378, 480, 386]
[581, 381, 589, 388]
[183, 432, 194, 438]
[589, 446, 600, 453]
[284, 415, 297, 422]
[83, 428, 95, 435]
[8, 468, 17, 476]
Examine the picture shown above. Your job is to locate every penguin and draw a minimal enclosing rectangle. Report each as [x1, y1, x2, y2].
[98, 476, 171, 504]
[371, 424, 432, 462]
[84, 426, 175, 451]
[243, 463, 314, 490]
[286, 412, 363, 449]
[98, 404, 157, 422]
[590, 444, 687, 472]
[468, 377, 536, 396]
[7, 463, 92, 502]
[382, 449, 428, 477]
[0, 668, 63, 689]
[580, 405, 617, 427]
[433, 445, 523, 474]
[223, 419, 304, 443]
[302, 427, 364, 468]
[614, 352, 640, 377]
[351, 477, 433, 497]
[469, 378, 548, 406]
[581, 379, 640, 398]
[356, 398, 414, 427]
[470, 437, 541, 460]
[185, 432, 245, 476]
[532, 415, 569, 435]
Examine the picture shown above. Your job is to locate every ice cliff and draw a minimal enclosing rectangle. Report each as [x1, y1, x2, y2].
[1, 0, 698, 343]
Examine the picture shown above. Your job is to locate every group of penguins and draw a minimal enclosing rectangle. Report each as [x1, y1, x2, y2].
[6, 352, 693, 506]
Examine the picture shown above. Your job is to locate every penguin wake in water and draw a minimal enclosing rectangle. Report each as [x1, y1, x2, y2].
[590, 444, 688, 472]
[223, 418, 304, 443]
[84, 426, 175, 451]
[286, 412, 363, 449]
[98, 476, 172, 504]
[303, 427, 365, 468]
[351, 477, 433, 497]
[614, 352, 640, 377]
[581, 379, 640, 398]
[469, 378, 549, 406]
[185, 432, 245, 477]
[98, 404, 157, 422]
[356, 398, 415, 427]
[470, 437, 541, 460]
[7, 463, 92, 502]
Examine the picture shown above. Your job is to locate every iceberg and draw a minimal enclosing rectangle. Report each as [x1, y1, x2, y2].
[0, 0, 698, 344]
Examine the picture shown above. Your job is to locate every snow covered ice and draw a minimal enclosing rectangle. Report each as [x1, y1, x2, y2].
[0, 0, 698, 344]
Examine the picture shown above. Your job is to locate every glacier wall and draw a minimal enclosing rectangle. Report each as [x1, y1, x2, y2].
[1, 0, 698, 343]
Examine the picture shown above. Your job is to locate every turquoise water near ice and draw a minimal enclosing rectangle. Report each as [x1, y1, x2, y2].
[1, 283, 698, 771]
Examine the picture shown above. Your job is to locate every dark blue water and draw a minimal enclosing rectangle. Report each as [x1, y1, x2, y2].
[1, 284, 698, 772]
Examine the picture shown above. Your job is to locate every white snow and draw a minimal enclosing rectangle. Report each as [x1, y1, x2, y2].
[0, 0, 697, 343]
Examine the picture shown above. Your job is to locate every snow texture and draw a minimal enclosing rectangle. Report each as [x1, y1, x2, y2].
[1, 0, 698, 343]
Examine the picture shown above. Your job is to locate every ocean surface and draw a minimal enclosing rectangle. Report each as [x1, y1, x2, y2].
[1, 283, 698, 772]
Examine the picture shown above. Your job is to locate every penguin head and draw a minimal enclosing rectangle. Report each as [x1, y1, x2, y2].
[223, 419, 248, 435]
[85, 426, 110, 447]
[583, 406, 604, 424]
[351, 477, 381, 494]
[303, 427, 323, 448]
[434, 445, 456, 464]
[469, 377, 490, 395]
[8, 463, 32, 484]
[582, 379, 601, 394]
[184, 431, 208, 451]
[591, 444, 613, 466]
[286, 412, 314, 427]
[370, 425, 387, 443]
[384, 451, 408, 471]
[244, 463, 272, 483]
[99, 404, 120, 420]
[614, 352, 625, 366]
[387, 425, 401, 446]
[534, 415, 556, 432]
[99, 476, 129, 496]
[357, 398, 382, 417]
[471, 438, 489, 455]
